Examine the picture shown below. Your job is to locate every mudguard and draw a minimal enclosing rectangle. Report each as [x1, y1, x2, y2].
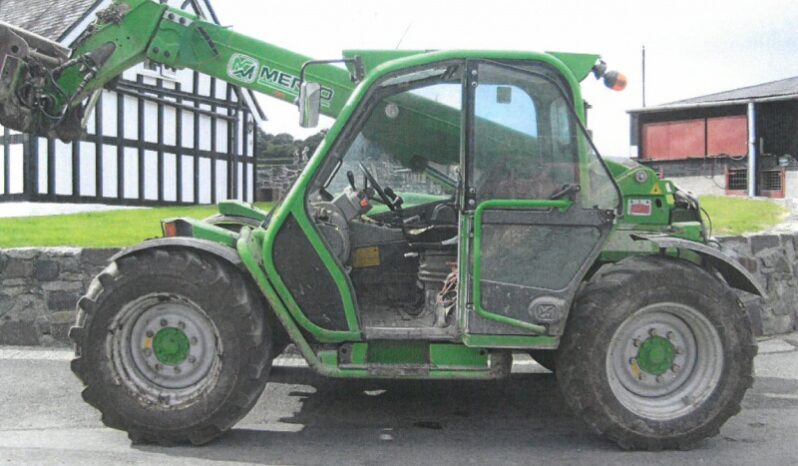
[633, 234, 767, 297]
[109, 237, 243, 271]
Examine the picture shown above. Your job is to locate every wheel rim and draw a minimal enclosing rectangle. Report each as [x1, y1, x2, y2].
[109, 293, 223, 407]
[605, 302, 723, 421]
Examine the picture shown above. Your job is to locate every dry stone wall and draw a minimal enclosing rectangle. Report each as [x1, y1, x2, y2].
[0, 233, 796, 347]
[0, 248, 117, 346]
[718, 233, 798, 335]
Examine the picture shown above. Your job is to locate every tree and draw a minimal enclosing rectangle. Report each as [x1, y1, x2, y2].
[256, 129, 327, 162]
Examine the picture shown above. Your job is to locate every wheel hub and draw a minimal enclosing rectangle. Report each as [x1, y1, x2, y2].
[606, 303, 724, 421]
[636, 335, 675, 376]
[109, 294, 223, 407]
[153, 327, 190, 366]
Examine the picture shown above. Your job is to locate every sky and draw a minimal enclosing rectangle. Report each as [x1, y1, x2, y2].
[213, 0, 798, 158]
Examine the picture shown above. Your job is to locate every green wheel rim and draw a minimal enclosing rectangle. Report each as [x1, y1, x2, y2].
[636, 335, 675, 376]
[153, 327, 191, 366]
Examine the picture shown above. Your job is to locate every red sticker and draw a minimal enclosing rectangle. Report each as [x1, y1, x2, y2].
[628, 199, 652, 216]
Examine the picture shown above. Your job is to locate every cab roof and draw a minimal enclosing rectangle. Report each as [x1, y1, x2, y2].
[342, 49, 600, 83]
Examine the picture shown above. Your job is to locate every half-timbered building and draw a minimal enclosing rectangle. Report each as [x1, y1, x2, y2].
[0, 0, 265, 206]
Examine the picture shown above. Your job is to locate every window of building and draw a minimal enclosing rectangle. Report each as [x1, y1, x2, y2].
[726, 168, 748, 192]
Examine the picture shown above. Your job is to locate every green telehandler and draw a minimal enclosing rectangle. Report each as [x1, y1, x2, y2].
[0, 0, 764, 450]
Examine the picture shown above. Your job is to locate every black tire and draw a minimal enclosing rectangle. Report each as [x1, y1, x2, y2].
[69, 248, 274, 445]
[556, 255, 756, 450]
[528, 350, 556, 372]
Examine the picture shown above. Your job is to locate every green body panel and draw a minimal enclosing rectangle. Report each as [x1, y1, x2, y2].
[161, 217, 238, 247]
[217, 200, 268, 223]
[368, 341, 428, 365]
[607, 161, 674, 226]
[337, 342, 492, 373]
[546, 51, 602, 81]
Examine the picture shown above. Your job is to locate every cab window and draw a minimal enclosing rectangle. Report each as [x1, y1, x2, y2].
[323, 66, 463, 205]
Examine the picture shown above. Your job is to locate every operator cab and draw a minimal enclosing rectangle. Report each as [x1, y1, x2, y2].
[307, 64, 462, 333]
[306, 58, 618, 337]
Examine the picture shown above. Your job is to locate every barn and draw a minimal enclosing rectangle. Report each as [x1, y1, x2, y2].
[0, 0, 265, 206]
[629, 76, 798, 199]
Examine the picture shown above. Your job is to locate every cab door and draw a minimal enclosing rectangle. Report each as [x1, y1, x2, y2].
[465, 61, 620, 336]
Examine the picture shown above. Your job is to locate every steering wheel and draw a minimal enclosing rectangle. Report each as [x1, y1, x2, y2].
[358, 162, 397, 211]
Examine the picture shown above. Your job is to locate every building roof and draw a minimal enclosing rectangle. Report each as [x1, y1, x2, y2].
[630, 75, 798, 114]
[0, 0, 101, 41]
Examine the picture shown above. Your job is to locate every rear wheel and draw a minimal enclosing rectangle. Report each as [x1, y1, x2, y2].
[556, 256, 755, 450]
[70, 248, 273, 445]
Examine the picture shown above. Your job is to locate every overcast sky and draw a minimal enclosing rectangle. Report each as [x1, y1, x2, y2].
[213, 0, 798, 157]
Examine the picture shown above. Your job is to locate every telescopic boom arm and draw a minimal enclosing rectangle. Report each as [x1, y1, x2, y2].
[0, 0, 357, 141]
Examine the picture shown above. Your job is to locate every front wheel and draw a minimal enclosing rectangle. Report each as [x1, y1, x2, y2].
[70, 248, 274, 445]
[556, 256, 756, 450]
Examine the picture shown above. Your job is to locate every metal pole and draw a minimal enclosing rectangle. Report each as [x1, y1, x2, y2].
[642, 46, 646, 108]
[747, 101, 757, 197]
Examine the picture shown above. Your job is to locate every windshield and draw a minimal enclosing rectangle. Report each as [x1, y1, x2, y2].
[321, 65, 463, 203]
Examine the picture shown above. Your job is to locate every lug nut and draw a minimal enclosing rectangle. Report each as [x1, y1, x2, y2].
[672, 364, 681, 373]
[188, 356, 196, 364]
[190, 337, 198, 345]
[633, 338, 641, 347]
[174, 366, 182, 374]
[160, 319, 168, 327]
[628, 357, 637, 365]
[155, 363, 163, 371]
[648, 328, 657, 336]
[143, 348, 152, 356]
[675, 347, 683, 355]
[656, 375, 665, 383]
[666, 331, 675, 340]
[637, 373, 645, 381]
[146, 330, 154, 338]
[178, 321, 186, 330]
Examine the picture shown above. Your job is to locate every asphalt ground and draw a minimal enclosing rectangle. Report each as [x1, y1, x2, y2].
[0, 335, 796, 465]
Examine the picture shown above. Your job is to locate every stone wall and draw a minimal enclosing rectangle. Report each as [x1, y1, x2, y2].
[0, 248, 118, 346]
[256, 148, 309, 202]
[719, 233, 798, 335]
[0, 233, 796, 347]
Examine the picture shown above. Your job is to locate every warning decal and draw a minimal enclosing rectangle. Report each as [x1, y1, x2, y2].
[628, 199, 652, 216]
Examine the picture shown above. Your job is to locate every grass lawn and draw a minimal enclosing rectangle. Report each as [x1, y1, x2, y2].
[699, 195, 788, 236]
[0, 196, 787, 248]
[0, 203, 272, 248]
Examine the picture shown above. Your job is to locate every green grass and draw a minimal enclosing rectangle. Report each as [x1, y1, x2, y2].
[699, 195, 788, 236]
[0, 203, 273, 248]
[0, 195, 787, 248]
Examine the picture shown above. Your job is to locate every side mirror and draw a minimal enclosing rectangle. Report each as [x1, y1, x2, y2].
[298, 82, 321, 128]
